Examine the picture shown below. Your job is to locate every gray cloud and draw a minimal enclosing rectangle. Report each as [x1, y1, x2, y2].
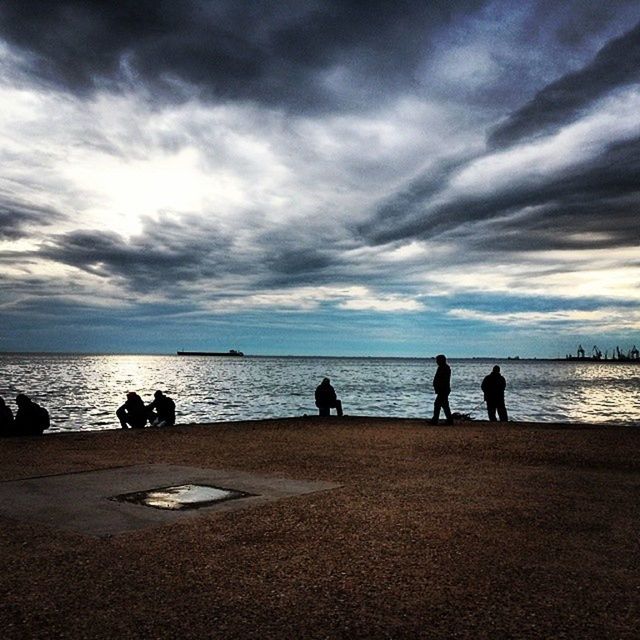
[458, 195, 640, 255]
[39, 216, 232, 291]
[0, 198, 60, 239]
[37, 213, 351, 295]
[361, 133, 640, 253]
[489, 21, 640, 147]
[0, 0, 492, 112]
[358, 14, 640, 257]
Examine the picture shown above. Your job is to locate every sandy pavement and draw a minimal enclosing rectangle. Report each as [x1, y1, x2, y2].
[0, 417, 638, 639]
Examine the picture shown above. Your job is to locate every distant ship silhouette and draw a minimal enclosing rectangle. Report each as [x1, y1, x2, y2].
[177, 349, 244, 357]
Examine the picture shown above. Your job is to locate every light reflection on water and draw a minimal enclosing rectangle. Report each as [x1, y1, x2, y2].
[0, 354, 639, 432]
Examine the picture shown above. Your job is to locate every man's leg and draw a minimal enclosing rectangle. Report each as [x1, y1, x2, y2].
[442, 394, 453, 425]
[335, 400, 343, 417]
[431, 396, 442, 424]
[318, 406, 330, 417]
[487, 401, 497, 421]
[116, 407, 128, 429]
[131, 415, 147, 429]
[497, 402, 508, 421]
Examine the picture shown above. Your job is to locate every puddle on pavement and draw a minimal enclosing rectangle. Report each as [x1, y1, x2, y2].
[111, 484, 252, 510]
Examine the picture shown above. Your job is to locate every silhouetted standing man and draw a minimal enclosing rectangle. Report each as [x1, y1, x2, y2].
[481, 365, 508, 421]
[431, 354, 453, 425]
[315, 378, 343, 416]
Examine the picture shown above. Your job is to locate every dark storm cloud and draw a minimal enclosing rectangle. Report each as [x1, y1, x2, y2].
[264, 247, 332, 278]
[0, 0, 488, 110]
[361, 133, 640, 252]
[460, 195, 640, 254]
[0, 199, 60, 239]
[358, 9, 640, 259]
[40, 218, 232, 292]
[489, 21, 640, 147]
[363, 155, 475, 237]
[38, 214, 344, 294]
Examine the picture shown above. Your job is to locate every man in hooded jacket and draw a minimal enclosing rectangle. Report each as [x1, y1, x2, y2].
[481, 365, 508, 421]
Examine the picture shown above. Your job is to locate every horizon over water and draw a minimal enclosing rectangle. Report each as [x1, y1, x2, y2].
[1, 353, 639, 432]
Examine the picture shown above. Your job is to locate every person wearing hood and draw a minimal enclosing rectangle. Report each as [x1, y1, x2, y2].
[481, 365, 508, 421]
[116, 392, 148, 429]
[14, 394, 50, 436]
[147, 390, 176, 427]
[315, 378, 343, 417]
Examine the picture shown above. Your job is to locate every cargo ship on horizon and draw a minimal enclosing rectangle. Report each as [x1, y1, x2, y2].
[177, 349, 245, 357]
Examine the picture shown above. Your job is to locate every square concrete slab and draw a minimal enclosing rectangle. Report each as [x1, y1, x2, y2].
[0, 465, 340, 536]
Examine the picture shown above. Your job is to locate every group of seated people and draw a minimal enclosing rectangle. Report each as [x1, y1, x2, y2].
[116, 390, 176, 429]
[1, 389, 176, 436]
[0, 394, 50, 437]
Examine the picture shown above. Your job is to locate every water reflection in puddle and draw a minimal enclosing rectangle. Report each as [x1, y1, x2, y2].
[113, 484, 251, 510]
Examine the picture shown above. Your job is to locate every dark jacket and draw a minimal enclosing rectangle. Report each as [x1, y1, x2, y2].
[433, 364, 451, 395]
[0, 401, 15, 437]
[315, 381, 337, 408]
[148, 394, 175, 424]
[481, 372, 506, 401]
[117, 393, 148, 428]
[14, 400, 49, 436]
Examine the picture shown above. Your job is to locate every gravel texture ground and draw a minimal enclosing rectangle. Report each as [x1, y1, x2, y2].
[0, 417, 639, 639]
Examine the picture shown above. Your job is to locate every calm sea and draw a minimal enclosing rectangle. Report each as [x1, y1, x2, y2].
[1, 354, 639, 432]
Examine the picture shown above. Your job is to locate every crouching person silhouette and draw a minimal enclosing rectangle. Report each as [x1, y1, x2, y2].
[116, 392, 148, 429]
[14, 394, 50, 436]
[315, 378, 343, 417]
[147, 390, 176, 427]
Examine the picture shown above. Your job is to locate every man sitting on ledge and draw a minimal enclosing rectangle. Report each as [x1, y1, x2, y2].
[14, 394, 50, 436]
[315, 378, 343, 417]
[116, 392, 148, 429]
[147, 390, 176, 427]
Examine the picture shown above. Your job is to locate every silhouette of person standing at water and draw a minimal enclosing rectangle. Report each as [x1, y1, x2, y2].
[147, 390, 176, 427]
[431, 354, 453, 425]
[315, 378, 343, 416]
[14, 394, 50, 436]
[0, 397, 15, 436]
[481, 365, 508, 422]
[116, 392, 148, 429]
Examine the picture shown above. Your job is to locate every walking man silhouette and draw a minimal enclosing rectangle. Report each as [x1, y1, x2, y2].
[431, 354, 453, 425]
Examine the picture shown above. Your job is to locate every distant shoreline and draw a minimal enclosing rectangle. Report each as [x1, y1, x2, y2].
[1, 351, 639, 363]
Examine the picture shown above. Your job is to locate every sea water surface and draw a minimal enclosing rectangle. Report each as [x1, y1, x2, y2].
[1, 353, 639, 432]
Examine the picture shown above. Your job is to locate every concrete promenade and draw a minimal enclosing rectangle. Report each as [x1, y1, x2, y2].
[0, 417, 638, 639]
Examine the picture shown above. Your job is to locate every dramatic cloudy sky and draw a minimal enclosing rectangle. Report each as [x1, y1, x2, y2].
[1, 0, 640, 356]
